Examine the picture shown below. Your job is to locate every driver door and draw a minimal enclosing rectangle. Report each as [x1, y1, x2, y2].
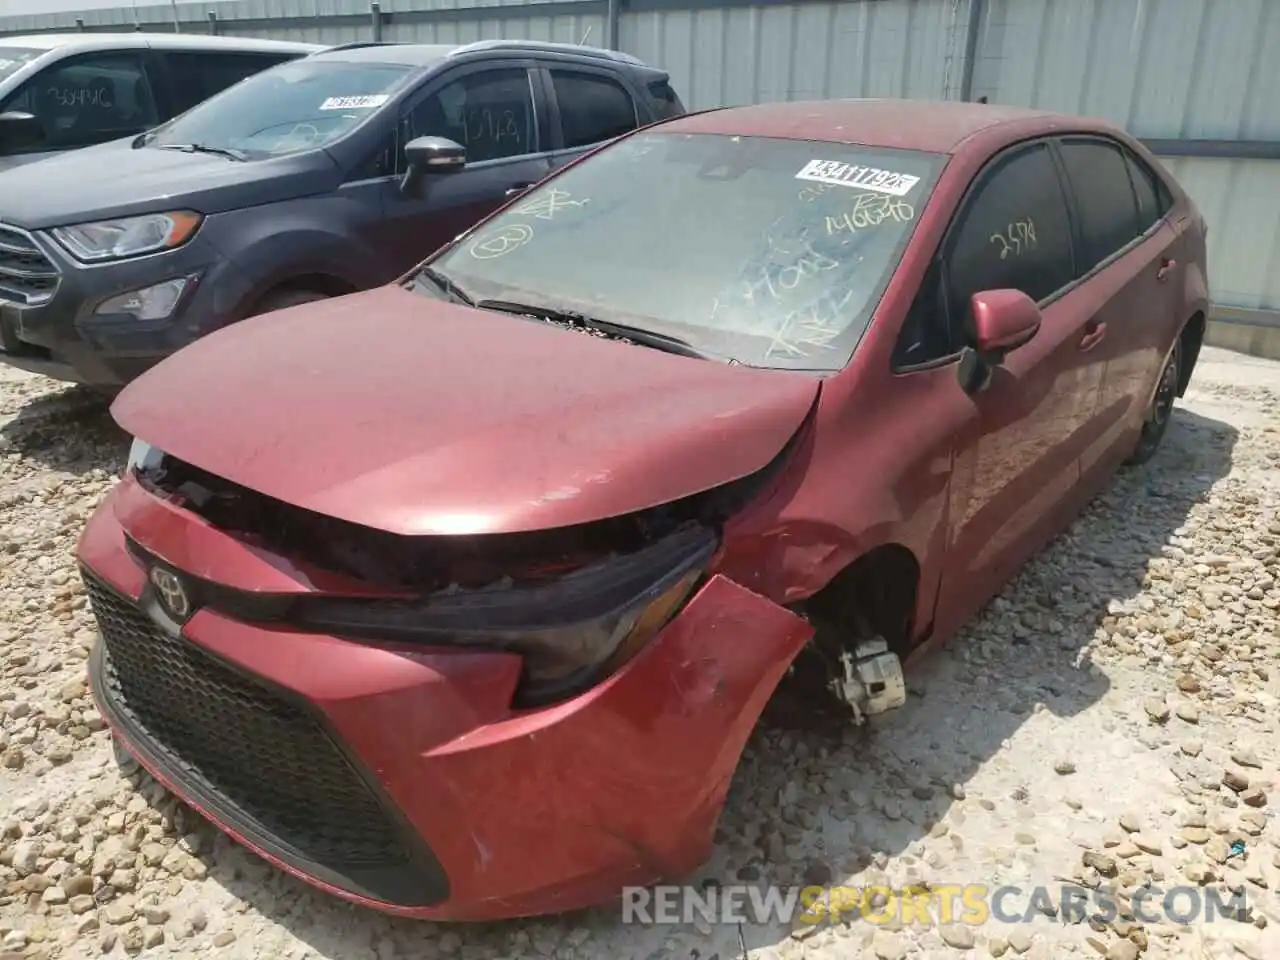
[372, 59, 552, 276]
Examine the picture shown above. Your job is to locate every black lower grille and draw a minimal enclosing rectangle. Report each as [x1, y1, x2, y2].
[82, 567, 448, 907]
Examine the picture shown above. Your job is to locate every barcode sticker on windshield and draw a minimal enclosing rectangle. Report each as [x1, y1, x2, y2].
[794, 159, 920, 197]
[319, 95, 389, 111]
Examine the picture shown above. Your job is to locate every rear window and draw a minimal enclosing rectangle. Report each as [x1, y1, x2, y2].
[144, 58, 413, 159]
[429, 132, 945, 370]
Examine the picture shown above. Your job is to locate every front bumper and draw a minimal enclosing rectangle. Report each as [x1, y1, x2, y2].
[78, 478, 812, 920]
[0, 227, 250, 388]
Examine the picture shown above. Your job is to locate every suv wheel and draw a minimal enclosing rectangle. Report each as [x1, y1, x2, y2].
[251, 288, 330, 316]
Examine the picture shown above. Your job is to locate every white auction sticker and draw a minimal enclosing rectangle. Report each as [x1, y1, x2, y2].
[319, 94, 390, 111]
[794, 159, 920, 197]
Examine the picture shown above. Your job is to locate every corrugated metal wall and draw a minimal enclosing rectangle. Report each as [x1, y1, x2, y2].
[622, 0, 965, 108]
[0, 0, 1276, 315]
[971, 0, 1280, 315]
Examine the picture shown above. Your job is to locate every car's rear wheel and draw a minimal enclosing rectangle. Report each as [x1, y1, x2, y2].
[250, 287, 330, 316]
[1126, 338, 1181, 466]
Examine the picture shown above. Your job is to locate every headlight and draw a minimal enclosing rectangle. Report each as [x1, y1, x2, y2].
[288, 525, 716, 706]
[126, 438, 164, 476]
[51, 211, 203, 263]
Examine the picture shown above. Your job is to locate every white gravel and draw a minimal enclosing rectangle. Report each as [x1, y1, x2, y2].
[1, 345, 1279, 960]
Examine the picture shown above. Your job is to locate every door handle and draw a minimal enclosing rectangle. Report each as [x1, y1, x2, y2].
[1156, 258, 1177, 281]
[505, 183, 532, 197]
[1079, 321, 1108, 352]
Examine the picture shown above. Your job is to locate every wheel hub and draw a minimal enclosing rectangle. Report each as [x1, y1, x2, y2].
[1150, 352, 1178, 427]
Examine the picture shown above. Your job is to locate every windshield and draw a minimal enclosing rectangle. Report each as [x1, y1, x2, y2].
[145, 59, 413, 159]
[426, 132, 945, 370]
[0, 48, 41, 86]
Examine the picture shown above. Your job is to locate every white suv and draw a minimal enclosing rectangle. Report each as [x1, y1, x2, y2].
[0, 32, 322, 171]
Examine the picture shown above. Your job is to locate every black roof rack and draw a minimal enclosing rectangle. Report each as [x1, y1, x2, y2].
[447, 39, 644, 66]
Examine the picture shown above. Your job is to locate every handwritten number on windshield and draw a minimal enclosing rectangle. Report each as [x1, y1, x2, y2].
[776, 244, 840, 290]
[735, 238, 841, 304]
[825, 193, 915, 234]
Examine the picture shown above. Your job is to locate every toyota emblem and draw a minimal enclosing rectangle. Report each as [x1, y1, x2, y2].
[149, 566, 191, 620]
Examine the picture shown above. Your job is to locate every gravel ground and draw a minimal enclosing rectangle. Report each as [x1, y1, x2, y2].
[1, 346, 1279, 960]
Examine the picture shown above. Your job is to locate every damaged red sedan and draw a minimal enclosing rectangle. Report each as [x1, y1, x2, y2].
[78, 99, 1208, 920]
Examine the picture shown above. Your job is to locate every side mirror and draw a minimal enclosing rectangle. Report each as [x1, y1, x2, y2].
[957, 289, 1042, 395]
[399, 136, 466, 196]
[0, 111, 44, 152]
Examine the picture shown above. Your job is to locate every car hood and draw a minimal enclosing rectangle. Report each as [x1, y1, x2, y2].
[111, 285, 820, 537]
[0, 137, 336, 229]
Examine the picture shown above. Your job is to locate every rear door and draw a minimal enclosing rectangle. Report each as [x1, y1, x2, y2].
[1054, 135, 1182, 483]
[150, 49, 303, 120]
[538, 62, 643, 172]
[372, 59, 553, 274]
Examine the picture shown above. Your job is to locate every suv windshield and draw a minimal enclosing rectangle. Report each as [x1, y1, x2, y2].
[427, 132, 945, 370]
[145, 58, 413, 159]
[0, 48, 40, 85]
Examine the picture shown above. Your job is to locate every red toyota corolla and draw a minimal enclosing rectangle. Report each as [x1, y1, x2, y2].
[79, 99, 1208, 920]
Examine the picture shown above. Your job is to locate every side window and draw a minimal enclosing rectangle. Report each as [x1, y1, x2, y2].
[0, 52, 159, 151]
[894, 259, 952, 368]
[347, 130, 397, 181]
[160, 52, 296, 116]
[406, 68, 535, 164]
[1122, 149, 1171, 235]
[643, 77, 684, 121]
[548, 69, 637, 149]
[1057, 139, 1141, 274]
[944, 142, 1075, 341]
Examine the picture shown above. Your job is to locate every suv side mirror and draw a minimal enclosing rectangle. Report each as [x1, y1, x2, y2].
[957, 288, 1042, 395]
[400, 136, 466, 196]
[0, 111, 45, 153]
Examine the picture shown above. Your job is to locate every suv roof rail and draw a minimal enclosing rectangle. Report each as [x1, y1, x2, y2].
[447, 39, 644, 66]
[318, 41, 401, 54]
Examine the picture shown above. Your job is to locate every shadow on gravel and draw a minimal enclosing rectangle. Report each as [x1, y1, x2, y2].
[0, 385, 127, 474]
[116, 404, 1237, 960]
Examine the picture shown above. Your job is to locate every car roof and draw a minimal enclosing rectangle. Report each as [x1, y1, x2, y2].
[0, 33, 322, 54]
[661, 99, 1104, 155]
[306, 39, 650, 70]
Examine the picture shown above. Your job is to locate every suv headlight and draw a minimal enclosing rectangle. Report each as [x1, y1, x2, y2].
[51, 211, 203, 263]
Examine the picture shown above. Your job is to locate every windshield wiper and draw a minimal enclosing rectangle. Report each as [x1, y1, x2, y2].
[413, 266, 474, 306]
[475, 299, 718, 362]
[156, 143, 249, 162]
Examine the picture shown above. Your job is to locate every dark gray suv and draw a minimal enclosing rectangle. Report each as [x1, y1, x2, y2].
[0, 40, 685, 387]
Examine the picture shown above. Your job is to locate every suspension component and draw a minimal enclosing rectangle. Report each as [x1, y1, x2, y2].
[830, 637, 906, 724]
